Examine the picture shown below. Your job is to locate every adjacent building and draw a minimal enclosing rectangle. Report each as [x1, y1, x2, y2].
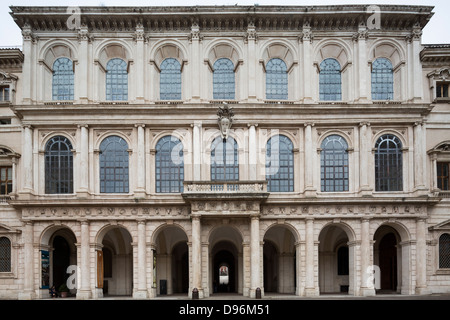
[0, 5, 449, 299]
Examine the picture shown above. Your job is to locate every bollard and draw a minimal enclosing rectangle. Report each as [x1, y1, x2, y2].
[255, 287, 261, 299]
[192, 287, 199, 300]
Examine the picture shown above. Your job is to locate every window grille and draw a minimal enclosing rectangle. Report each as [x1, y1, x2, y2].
[375, 134, 403, 191]
[211, 136, 239, 181]
[52, 57, 74, 101]
[319, 58, 341, 101]
[320, 135, 349, 192]
[0, 237, 11, 273]
[213, 58, 235, 100]
[45, 136, 73, 194]
[266, 58, 288, 100]
[371, 57, 394, 100]
[155, 135, 184, 193]
[160, 58, 182, 100]
[99, 135, 129, 193]
[106, 58, 128, 101]
[439, 233, 450, 268]
[266, 135, 294, 192]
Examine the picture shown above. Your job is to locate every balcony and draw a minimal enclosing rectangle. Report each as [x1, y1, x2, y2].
[182, 180, 269, 201]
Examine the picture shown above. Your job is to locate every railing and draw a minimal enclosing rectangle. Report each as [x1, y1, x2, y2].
[439, 191, 450, 199]
[183, 181, 267, 193]
[0, 195, 11, 204]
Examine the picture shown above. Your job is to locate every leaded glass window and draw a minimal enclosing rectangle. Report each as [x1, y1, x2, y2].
[319, 58, 342, 101]
[266, 58, 288, 100]
[371, 57, 394, 100]
[106, 58, 128, 101]
[266, 135, 294, 192]
[155, 135, 184, 193]
[211, 136, 238, 181]
[320, 135, 349, 192]
[439, 233, 450, 268]
[213, 58, 235, 100]
[99, 135, 129, 193]
[0, 237, 11, 272]
[52, 57, 74, 101]
[160, 58, 182, 100]
[45, 136, 73, 194]
[375, 134, 403, 191]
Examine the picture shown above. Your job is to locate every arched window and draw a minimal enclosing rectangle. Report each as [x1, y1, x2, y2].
[45, 135, 73, 194]
[320, 135, 349, 192]
[375, 134, 403, 191]
[52, 57, 74, 101]
[213, 58, 235, 100]
[211, 136, 238, 181]
[266, 135, 294, 192]
[106, 58, 128, 101]
[0, 237, 11, 272]
[319, 58, 342, 101]
[99, 135, 129, 193]
[372, 58, 394, 100]
[266, 58, 288, 100]
[439, 233, 450, 269]
[160, 58, 182, 100]
[155, 135, 184, 193]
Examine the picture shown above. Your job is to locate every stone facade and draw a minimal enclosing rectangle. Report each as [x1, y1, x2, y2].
[0, 5, 449, 299]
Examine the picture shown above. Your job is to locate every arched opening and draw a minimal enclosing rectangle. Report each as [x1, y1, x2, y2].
[100, 226, 133, 297]
[212, 243, 237, 294]
[263, 225, 296, 294]
[319, 224, 352, 294]
[154, 225, 189, 296]
[374, 226, 399, 293]
[52, 235, 71, 293]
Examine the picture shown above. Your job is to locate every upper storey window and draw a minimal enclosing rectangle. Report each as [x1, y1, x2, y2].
[99, 135, 129, 193]
[0, 86, 10, 102]
[375, 134, 403, 192]
[52, 57, 74, 101]
[213, 58, 235, 100]
[155, 135, 184, 193]
[45, 135, 73, 194]
[160, 58, 182, 100]
[371, 58, 394, 100]
[437, 82, 450, 98]
[106, 58, 128, 101]
[320, 135, 349, 192]
[211, 136, 239, 181]
[266, 58, 288, 100]
[319, 58, 341, 101]
[266, 135, 294, 192]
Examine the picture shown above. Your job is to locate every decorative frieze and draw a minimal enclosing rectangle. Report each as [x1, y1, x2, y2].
[22, 206, 190, 220]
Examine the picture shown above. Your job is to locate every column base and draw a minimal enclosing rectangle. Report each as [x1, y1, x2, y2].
[360, 287, 376, 296]
[133, 189, 147, 199]
[304, 189, 317, 198]
[133, 290, 148, 299]
[17, 190, 34, 200]
[76, 190, 90, 199]
[76, 289, 91, 300]
[415, 286, 431, 295]
[304, 287, 319, 297]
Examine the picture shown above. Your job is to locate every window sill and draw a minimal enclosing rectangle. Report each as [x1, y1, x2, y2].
[0, 272, 15, 279]
[435, 269, 450, 275]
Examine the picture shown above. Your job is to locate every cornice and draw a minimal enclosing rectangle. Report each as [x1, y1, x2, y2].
[9, 5, 434, 34]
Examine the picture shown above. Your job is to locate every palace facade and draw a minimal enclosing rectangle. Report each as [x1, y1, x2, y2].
[0, 5, 450, 299]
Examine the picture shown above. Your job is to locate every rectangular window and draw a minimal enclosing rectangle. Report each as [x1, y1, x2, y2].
[0, 167, 12, 195]
[0, 119, 11, 125]
[437, 82, 450, 98]
[0, 86, 10, 102]
[437, 162, 450, 190]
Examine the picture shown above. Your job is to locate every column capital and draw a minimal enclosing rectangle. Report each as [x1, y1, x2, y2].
[77, 124, 89, 129]
[135, 123, 146, 128]
[247, 123, 259, 128]
[359, 121, 370, 127]
[304, 122, 315, 127]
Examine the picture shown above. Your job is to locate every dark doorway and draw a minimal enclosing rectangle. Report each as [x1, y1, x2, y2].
[263, 241, 278, 292]
[213, 250, 236, 293]
[52, 235, 70, 291]
[379, 233, 397, 291]
[172, 242, 189, 293]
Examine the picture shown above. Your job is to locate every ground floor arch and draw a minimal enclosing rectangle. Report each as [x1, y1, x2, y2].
[153, 224, 189, 296]
[263, 225, 296, 294]
[208, 225, 244, 296]
[318, 223, 354, 295]
[96, 225, 133, 297]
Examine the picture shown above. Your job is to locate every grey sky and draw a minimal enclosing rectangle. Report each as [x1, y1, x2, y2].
[1, 0, 449, 47]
